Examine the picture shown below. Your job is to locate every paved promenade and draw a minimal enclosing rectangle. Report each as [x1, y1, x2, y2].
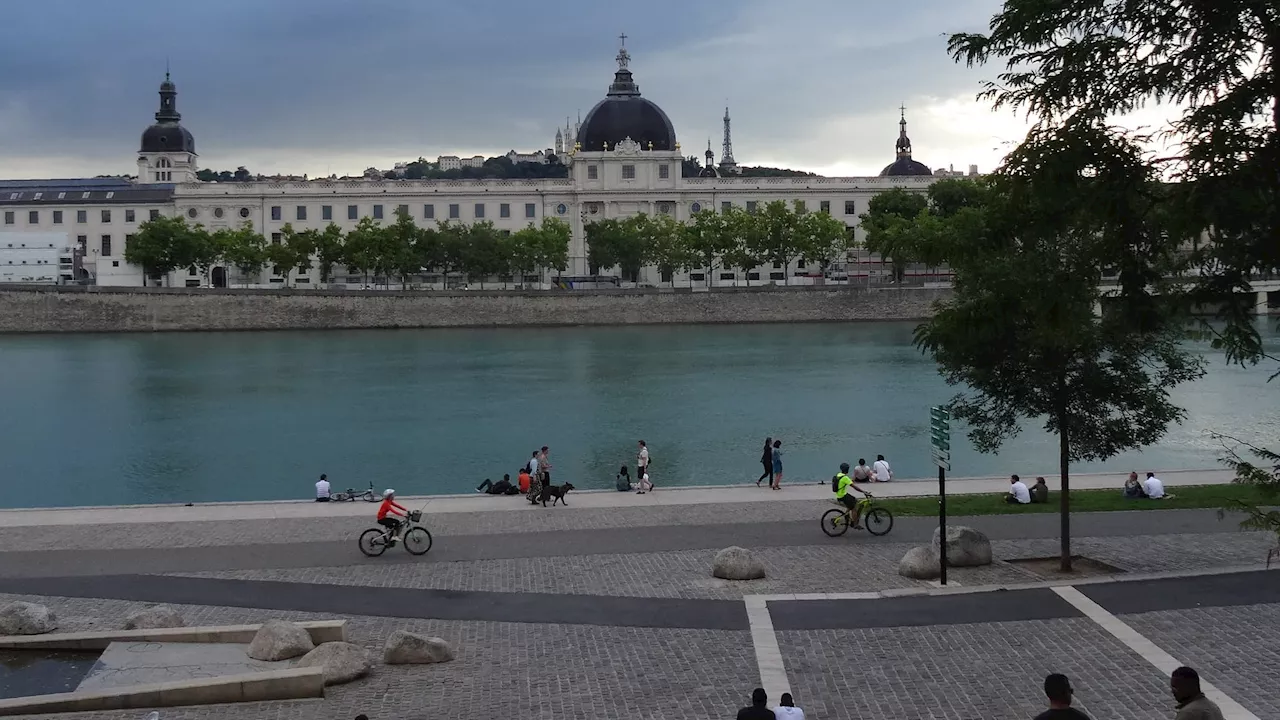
[0, 467, 1273, 720]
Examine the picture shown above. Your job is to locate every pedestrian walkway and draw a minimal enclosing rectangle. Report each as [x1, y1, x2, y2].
[0, 468, 1232, 528]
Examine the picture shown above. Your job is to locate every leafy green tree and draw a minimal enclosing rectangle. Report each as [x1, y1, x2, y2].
[434, 221, 471, 289]
[534, 217, 571, 283]
[722, 206, 764, 286]
[860, 188, 929, 282]
[385, 208, 426, 288]
[914, 126, 1206, 572]
[748, 201, 809, 285]
[681, 209, 738, 288]
[462, 221, 506, 289]
[342, 217, 384, 286]
[586, 218, 649, 282]
[798, 209, 852, 277]
[629, 213, 685, 287]
[950, 0, 1280, 548]
[212, 224, 267, 287]
[311, 223, 346, 285]
[125, 216, 211, 286]
[265, 223, 313, 288]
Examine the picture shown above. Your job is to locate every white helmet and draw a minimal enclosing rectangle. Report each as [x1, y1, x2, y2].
[383, 489, 395, 498]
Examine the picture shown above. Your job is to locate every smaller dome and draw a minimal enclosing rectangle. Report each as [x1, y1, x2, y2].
[880, 157, 932, 177]
[141, 124, 195, 154]
[698, 164, 719, 178]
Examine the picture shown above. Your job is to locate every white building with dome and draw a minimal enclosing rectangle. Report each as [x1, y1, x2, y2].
[1, 39, 962, 289]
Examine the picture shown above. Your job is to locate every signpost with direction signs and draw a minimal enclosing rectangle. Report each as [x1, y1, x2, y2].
[930, 406, 951, 585]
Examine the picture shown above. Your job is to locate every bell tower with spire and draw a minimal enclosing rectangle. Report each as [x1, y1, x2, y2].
[137, 71, 198, 184]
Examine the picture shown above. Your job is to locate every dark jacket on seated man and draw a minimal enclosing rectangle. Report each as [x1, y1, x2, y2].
[477, 475, 518, 495]
[1030, 477, 1049, 504]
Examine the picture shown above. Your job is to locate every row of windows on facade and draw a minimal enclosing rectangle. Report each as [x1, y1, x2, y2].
[3, 208, 158, 226]
[585, 164, 671, 180]
[266, 202, 542, 223]
[8, 234, 132, 256]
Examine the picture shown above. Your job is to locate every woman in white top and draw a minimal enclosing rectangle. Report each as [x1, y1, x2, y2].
[872, 455, 892, 482]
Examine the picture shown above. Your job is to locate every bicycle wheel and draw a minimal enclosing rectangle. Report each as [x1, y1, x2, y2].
[361, 491, 378, 502]
[864, 507, 894, 536]
[403, 526, 433, 556]
[359, 528, 389, 557]
[332, 492, 350, 502]
[821, 508, 850, 537]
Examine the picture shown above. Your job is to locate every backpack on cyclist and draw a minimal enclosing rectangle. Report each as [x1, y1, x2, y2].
[831, 474, 841, 493]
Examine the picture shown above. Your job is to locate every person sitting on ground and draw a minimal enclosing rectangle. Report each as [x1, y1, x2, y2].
[376, 489, 407, 541]
[1006, 474, 1031, 505]
[834, 462, 872, 529]
[476, 474, 515, 495]
[872, 454, 893, 482]
[1034, 673, 1092, 719]
[1030, 476, 1049, 504]
[1123, 471, 1146, 499]
[736, 687, 776, 720]
[315, 473, 331, 502]
[1171, 666, 1224, 720]
[774, 692, 804, 719]
[517, 467, 532, 494]
[853, 458, 873, 484]
[1143, 471, 1166, 499]
[615, 465, 632, 492]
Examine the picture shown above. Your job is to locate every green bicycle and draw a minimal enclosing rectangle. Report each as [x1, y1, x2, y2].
[821, 495, 894, 537]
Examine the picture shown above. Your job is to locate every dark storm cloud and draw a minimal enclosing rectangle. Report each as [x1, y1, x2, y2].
[0, 0, 1005, 176]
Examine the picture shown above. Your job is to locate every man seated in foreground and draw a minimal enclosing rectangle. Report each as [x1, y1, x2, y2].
[736, 688, 776, 720]
[476, 474, 516, 495]
[1034, 673, 1091, 719]
[1006, 474, 1031, 504]
[1143, 472, 1166, 499]
[517, 468, 532, 494]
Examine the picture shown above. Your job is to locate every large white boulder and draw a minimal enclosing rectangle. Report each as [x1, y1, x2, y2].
[383, 630, 455, 665]
[932, 525, 993, 567]
[0, 601, 58, 635]
[712, 546, 766, 581]
[899, 545, 942, 580]
[246, 619, 315, 661]
[123, 605, 184, 630]
[297, 641, 372, 685]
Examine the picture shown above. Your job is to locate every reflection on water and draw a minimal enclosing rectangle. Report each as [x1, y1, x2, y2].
[0, 321, 1275, 508]
[0, 650, 99, 698]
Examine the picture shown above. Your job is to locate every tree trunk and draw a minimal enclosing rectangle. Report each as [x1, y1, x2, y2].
[1058, 412, 1072, 573]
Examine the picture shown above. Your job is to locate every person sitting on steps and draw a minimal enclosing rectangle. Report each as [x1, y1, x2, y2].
[376, 489, 407, 541]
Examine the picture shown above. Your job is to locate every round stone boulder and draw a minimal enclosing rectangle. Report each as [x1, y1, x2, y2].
[898, 545, 942, 580]
[0, 601, 58, 635]
[932, 525, 993, 567]
[247, 619, 315, 661]
[712, 546, 766, 581]
[296, 641, 372, 685]
[383, 630, 455, 665]
[123, 605, 184, 630]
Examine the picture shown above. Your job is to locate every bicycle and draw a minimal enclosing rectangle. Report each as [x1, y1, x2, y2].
[358, 510, 434, 557]
[332, 482, 378, 503]
[821, 495, 894, 537]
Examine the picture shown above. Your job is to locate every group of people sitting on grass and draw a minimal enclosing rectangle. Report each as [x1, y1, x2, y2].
[1003, 471, 1171, 505]
[1124, 471, 1168, 500]
[1005, 474, 1050, 505]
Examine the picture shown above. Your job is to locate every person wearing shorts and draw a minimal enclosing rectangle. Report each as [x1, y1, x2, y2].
[834, 462, 871, 529]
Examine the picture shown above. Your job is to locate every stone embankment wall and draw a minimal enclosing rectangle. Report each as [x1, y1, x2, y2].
[0, 285, 952, 334]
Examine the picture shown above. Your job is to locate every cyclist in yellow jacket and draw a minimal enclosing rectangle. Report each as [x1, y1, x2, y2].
[834, 462, 872, 529]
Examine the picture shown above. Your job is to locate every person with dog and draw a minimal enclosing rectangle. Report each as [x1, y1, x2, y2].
[833, 462, 871, 529]
[376, 489, 407, 541]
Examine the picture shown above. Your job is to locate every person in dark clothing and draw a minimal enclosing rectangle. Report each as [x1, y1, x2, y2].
[1033, 673, 1092, 719]
[616, 465, 632, 492]
[476, 474, 516, 495]
[737, 687, 776, 720]
[756, 438, 773, 487]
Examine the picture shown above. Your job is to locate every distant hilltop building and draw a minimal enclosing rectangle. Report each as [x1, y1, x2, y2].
[2, 36, 979, 289]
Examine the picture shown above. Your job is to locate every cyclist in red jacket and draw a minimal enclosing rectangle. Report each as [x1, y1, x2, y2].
[376, 489, 407, 541]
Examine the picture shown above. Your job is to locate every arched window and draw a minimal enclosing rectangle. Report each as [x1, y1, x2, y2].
[156, 158, 172, 169]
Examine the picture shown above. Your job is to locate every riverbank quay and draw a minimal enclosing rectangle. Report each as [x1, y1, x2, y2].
[0, 468, 1234, 528]
[0, 284, 950, 333]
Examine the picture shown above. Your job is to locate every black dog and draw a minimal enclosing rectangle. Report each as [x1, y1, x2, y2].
[542, 482, 575, 507]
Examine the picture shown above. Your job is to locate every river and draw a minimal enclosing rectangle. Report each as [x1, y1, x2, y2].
[0, 321, 1276, 508]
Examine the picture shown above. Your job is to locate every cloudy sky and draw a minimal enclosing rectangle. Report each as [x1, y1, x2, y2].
[1, 0, 1057, 179]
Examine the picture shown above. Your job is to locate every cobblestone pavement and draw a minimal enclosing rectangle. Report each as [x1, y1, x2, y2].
[777, 618, 1177, 720]
[0, 592, 759, 720]
[992, 532, 1277, 575]
[1122, 603, 1280, 719]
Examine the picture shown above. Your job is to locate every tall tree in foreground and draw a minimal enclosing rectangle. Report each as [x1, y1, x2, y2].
[950, 0, 1278, 560]
[914, 122, 1204, 572]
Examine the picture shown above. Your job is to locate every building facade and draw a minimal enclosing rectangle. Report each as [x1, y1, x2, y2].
[1, 40, 958, 289]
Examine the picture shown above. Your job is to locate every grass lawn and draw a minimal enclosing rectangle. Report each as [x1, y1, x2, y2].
[878, 483, 1272, 517]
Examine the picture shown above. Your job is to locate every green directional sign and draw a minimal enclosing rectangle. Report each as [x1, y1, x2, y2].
[929, 406, 951, 469]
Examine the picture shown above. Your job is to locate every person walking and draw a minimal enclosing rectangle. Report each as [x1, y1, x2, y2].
[770, 440, 783, 490]
[757, 437, 773, 487]
[637, 440, 650, 481]
[537, 446, 553, 486]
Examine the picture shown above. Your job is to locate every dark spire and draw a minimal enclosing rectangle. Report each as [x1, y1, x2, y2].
[705, 137, 714, 160]
[896, 104, 912, 159]
[607, 33, 641, 97]
[155, 72, 180, 124]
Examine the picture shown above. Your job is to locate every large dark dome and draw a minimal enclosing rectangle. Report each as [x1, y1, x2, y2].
[140, 75, 195, 154]
[880, 157, 932, 177]
[141, 124, 195, 154]
[575, 43, 676, 152]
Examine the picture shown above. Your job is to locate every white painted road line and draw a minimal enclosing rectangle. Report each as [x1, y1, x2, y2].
[1052, 586, 1261, 720]
[743, 596, 789, 704]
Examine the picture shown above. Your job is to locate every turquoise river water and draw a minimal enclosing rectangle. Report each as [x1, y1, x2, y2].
[0, 321, 1276, 509]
